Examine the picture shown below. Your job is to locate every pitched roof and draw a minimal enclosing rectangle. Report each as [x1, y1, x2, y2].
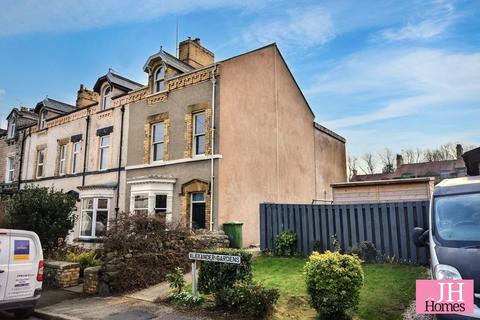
[35, 97, 76, 114]
[143, 48, 194, 73]
[6, 107, 37, 121]
[395, 159, 465, 177]
[93, 69, 143, 93]
[352, 158, 467, 182]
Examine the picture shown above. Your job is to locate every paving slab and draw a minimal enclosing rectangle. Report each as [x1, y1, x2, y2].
[35, 296, 213, 320]
[126, 273, 192, 302]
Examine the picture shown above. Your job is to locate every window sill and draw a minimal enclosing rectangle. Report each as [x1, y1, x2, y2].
[76, 237, 104, 243]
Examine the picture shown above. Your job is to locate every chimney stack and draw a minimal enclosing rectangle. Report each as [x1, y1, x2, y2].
[456, 144, 463, 159]
[178, 37, 214, 68]
[396, 154, 404, 168]
[76, 84, 99, 109]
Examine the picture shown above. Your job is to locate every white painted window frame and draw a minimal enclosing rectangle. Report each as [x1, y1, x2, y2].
[151, 122, 164, 162]
[79, 197, 110, 239]
[7, 120, 15, 139]
[192, 112, 206, 156]
[71, 141, 81, 174]
[36, 149, 45, 178]
[128, 178, 175, 223]
[154, 66, 165, 93]
[102, 86, 111, 110]
[5, 156, 14, 183]
[39, 109, 47, 130]
[99, 135, 110, 171]
[59, 144, 67, 175]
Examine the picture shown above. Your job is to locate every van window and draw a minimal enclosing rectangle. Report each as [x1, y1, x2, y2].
[434, 193, 480, 245]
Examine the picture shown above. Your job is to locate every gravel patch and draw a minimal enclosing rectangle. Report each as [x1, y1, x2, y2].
[403, 300, 433, 320]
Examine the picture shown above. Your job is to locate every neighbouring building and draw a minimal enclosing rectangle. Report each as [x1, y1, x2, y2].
[331, 177, 434, 204]
[20, 71, 142, 243]
[352, 144, 468, 184]
[11, 38, 346, 247]
[462, 146, 480, 176]
[0, 107, 37, 195]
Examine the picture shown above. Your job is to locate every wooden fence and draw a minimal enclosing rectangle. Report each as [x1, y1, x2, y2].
[259, 201, 429, 264]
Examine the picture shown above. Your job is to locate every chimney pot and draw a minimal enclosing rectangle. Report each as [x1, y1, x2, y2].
[456, 144, 463, 159]
[396, 154, 404, 168]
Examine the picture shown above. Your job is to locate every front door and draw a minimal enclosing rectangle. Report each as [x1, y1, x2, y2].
[191, 192, 206, 229]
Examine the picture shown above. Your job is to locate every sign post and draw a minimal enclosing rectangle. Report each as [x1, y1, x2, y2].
[188, 252, 241, 297]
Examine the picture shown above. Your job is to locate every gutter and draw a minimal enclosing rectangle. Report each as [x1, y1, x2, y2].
[209, 64, 218, 231]
[17, 128, 29, 190]
[81, 116, 90, 186]
[115, 106, 126, 221]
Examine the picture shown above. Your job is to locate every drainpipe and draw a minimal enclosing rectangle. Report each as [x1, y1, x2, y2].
[115, 105, 125, 222]
[82, 115, 90, 186]
[17, 128, 28, 191]
[209, 64, 217, 231]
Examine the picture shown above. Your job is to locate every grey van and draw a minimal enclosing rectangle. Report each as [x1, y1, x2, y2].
[414, 176, 480, 319]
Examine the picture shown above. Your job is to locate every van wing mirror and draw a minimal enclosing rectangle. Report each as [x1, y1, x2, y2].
[412, 227, 429, 247]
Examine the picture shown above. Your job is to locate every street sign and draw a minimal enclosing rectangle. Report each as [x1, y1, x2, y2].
[188, 252, 242, 296]
[188, 252, 241, 264]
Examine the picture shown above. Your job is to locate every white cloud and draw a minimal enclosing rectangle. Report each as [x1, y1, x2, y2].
[242, 6, 335, 48]
[308, 48, 480, 129]
[377, 0, 456, 41]
[0, 0, 267, 36]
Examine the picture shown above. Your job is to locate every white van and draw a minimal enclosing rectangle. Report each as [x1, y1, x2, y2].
[0, 229, 43, 318]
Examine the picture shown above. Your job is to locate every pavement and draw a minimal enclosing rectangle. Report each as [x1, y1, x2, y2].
[34, 296, 213, 320]
[126, 273, 192, 302]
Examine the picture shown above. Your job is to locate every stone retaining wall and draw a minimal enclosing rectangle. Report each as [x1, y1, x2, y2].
[84, 266, 101, 294]
[44, 261, 80, 288]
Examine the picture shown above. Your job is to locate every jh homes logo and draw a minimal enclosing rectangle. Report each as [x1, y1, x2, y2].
[416, 280, 474, 315]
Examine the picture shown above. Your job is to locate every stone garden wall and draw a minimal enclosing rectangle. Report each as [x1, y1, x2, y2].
[44, 261, 80, 288]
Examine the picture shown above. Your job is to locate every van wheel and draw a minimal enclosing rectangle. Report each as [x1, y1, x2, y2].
[13, 307, 34, 318]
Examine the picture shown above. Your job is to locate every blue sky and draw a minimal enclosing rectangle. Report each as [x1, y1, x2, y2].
[0, 0, 479, 157]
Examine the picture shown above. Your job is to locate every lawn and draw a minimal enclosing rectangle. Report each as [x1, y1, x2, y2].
[253, 256, 427, 320]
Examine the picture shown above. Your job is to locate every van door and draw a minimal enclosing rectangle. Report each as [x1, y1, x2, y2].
[0, 232, 10, 300]
[4, 233, 39, 300]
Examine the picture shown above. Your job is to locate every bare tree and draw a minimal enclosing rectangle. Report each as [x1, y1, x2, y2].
[401, 148, 423, 164]
[378, 148, 395, 173]
[347, 155, 359, 180]
[360, 152, 377, 174]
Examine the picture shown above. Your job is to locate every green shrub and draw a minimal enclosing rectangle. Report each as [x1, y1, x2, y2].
[350, 241, 377, 262]
[198, 248, 252, 294]
[65, 249, 101, 270]
[166, 267, 186, 294]
[304, 250, 364, 317]
[169, 291, 204, 306]
[274, 231, 297, 256]
[214, 280, 279, 318]
[6, 185, 76, 255]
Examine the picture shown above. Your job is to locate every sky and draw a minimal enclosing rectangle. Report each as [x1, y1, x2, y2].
[0, 0, 479, 158]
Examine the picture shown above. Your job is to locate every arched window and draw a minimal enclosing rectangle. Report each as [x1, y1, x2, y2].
[102, 86, 111, 110]
[154, 66, 165, 93]
[39, 109, 48, 129]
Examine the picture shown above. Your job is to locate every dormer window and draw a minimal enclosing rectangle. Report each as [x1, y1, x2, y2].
[7, 119, 16, 139]
[39, 109, 47, 130]
[102, 86, 111, 110]
[154, 66, 165, 93]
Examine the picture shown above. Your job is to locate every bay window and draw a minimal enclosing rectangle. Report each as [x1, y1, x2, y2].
[80, 198, 109, 238]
